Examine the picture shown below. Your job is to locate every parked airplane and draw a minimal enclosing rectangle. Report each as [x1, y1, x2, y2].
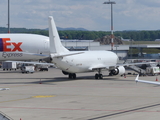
[48, 16, 157, 79]
[48, 16, 126, 79]
[0, 34, 50, 61]
[135, 74, 160, 85]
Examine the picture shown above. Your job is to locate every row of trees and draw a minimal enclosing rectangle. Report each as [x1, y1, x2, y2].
[0, 27, 160, 41]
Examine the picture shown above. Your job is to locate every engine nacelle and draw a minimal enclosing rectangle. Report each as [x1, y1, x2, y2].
[110, 66, 125, 76]
[62, 70, 69, 75]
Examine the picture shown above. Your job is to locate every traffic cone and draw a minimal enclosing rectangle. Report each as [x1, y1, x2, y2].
[39, 79, 42, 84]
[124, 74, 126, 78]
[156, 77, 158, 81]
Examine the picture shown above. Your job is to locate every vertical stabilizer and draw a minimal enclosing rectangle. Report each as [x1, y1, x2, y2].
[48, 16, 69, 53]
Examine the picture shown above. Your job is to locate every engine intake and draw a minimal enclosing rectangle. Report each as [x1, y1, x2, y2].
[110, 66, 125, 76]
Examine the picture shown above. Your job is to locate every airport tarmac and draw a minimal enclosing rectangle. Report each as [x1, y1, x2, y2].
[0, 68, 160, 120]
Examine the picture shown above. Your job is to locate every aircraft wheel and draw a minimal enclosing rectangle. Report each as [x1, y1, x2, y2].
[69, 74, 72, 79]
[99, 74, 103, 79]
[72, 73, 76, 79]
[69, 73, 76, 79]
[109, 72, 113, 76]
[95, 74, 99, 79]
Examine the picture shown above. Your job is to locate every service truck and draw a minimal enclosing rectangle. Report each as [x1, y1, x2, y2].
[21, 66, 35, 73]
[146, 67, 160, 76]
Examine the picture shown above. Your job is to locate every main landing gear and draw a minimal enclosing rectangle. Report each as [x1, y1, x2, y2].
[95, 68, 103, 79]
[68, 73, 76, 79]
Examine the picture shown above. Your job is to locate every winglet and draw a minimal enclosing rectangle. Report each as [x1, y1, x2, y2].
[135, 74, 139, 82]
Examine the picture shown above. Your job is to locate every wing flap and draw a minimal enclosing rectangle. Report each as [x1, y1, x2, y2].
[89, 64, 109, 70]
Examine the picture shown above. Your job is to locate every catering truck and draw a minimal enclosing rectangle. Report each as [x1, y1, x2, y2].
[146, 67, 160, 76]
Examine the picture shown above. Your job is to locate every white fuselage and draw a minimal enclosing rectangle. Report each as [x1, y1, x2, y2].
[52, 51, 118, 73]
[0, 34, 49, 61]
[48, 16, 124, 78]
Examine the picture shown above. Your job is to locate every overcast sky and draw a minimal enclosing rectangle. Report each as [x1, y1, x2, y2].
[0, 0, 160, 31]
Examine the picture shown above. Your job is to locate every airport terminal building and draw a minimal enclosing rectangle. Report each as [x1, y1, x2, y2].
[61, 40, 160, 60]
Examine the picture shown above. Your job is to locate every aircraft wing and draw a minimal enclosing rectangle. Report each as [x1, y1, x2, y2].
[88, 64, 117, 71]
[51, 52, 84, 58]
[22, 52, 50, 58]
[89, 64, 107, 70]
[88, 61, 156, 71]
[135, 74, 160, 85]
[6, 61, 55, 67]
[22, 52, 49, 57]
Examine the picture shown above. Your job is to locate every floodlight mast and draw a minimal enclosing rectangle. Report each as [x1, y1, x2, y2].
[8, 0, 10, 33]
[103, 1, 116, 51]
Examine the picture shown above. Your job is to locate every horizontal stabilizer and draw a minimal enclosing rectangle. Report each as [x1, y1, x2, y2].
[52, 52, 84, 58]
[135, 74, 160, 85]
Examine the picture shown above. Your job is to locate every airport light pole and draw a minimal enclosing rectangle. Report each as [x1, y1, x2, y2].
[130, 39, 133, 59]
[114, 45, 119, 55]
[8, 0, 10, 33]
[103, 0, 116, 51]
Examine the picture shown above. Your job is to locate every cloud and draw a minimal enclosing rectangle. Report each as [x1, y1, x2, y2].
[0, 0, 160, 31]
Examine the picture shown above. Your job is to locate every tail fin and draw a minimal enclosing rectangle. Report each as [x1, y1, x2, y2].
[48, 16, 69, 53]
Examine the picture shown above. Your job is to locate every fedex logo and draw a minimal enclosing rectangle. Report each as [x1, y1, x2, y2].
[0, 38, 23, 52]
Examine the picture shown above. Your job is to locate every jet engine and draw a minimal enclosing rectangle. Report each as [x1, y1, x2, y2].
[109, 66, 125, 76]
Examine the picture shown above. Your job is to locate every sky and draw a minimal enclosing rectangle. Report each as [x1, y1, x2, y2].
[0, 0, 160, 31]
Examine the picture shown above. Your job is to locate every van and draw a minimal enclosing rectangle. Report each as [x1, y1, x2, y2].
[21, 66, 35, 73]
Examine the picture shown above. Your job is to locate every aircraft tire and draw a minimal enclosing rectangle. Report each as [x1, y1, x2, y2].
[69, 74, 72, 79]
[95, 74, 99, 79]
[73, 73, 76, 79]
[69, 73, 76, 79]
[99, 74, 103, 79]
